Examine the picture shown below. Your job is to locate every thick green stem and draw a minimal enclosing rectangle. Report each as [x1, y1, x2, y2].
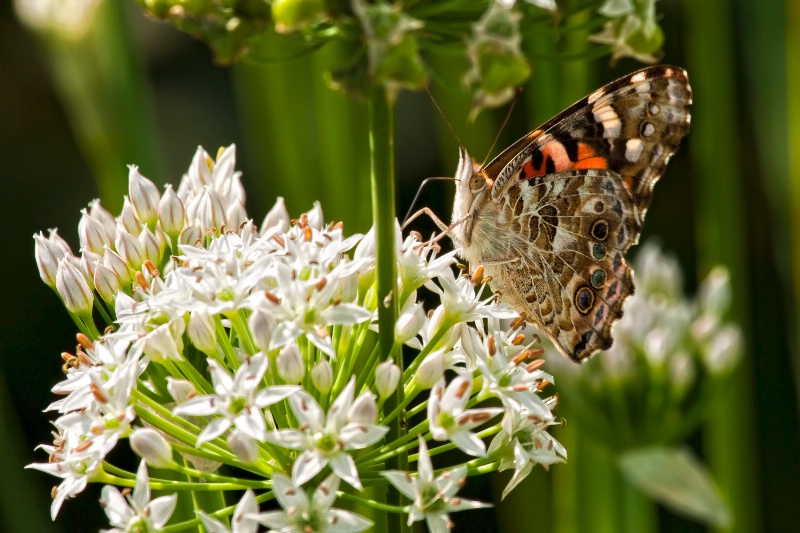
[368, 84, 406, 533]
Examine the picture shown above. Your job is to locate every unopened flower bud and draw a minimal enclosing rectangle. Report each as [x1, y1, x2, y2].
[88, 199, 116, 241]
[228, 430, 259, 464]
[311, 360, 332, 394]
[130, 428, 174, 468]
[158, 184, 185, 239]
[143, 322, 184, 363]
[115, 230, 145, 270]
[277, 344, 304, 384]
[167, 377, 195, 403]
[188, 310, 217, 354]
[81, 250, 102, 282]
[704, 326, 741, 375]
[103, 246, 132, 290]
[94, 263, 121, 304]
[197, 187, 227, 233]
[669, 351, 695, 397]
[395, 303, 425, 344]
[349, 392, 378, 425]
[119, 197, 141, 235]
[698, 267, 731, 319]
[128, 165, 160, 226]
[261, 197, 290, 234]
[227, 202, 248, 233]
[139, 226, 163, 266]
[179, 221, 203, 246]
[416, 350, 445, 389]
[249, 307, 276, 352]
[375, 359, 401, 399]
[306, 201, 324, 230]
[78, 208, 110, 255]
[34, 232, 64, 288]
[56, 258, 94, 316]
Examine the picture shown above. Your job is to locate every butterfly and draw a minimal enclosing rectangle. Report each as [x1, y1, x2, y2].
[449, 65, 692, 362]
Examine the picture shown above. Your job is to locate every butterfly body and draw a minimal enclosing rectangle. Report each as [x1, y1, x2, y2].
[451, 66, 692, 362]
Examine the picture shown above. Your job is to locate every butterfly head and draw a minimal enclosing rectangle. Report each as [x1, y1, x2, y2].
[452, 146, 490, 246]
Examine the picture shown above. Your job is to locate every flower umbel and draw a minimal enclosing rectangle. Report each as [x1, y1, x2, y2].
[29, 146, 564, 529]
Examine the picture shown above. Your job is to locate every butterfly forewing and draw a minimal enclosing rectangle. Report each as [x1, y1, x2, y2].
[454, 65, 692, 362]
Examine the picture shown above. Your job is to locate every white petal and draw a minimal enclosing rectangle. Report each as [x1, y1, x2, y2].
[271, 473, 308, 510]
[293, 450, 327, 486]
[234, 411, 267, 441]
[254, 385, 300, 407]
[288, 391, 325, 429]
[381, 471, 418, 501]
[326, 509, 374, 532]
[328, 378, 355, 430]
[148, 494, 178, 528]
[198, 511, 230, 533]
[450, 430, 488, 457]
[132, 461, 151, 509]
[339, 423, 389, 449]
[173, 396, 218, 417]
[264, 429, 308, 450]
[314, 474, 341, 510]
[329, 453, 361, 489]
[197, 418, 231, 446]
[100, 485, 133, 527]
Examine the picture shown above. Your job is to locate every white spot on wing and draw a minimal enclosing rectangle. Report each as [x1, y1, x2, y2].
[587, 88, 605, 104]
[630, 72, 648, 83]
[593, 104, 621, 138]
[625, 138, 644, 163]
[642, 122, 656, 137]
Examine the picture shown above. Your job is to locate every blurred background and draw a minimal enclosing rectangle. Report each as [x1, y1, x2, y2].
[1, 0, 798, 532]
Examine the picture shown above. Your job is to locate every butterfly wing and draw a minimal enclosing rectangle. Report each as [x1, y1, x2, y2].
[491, 169, 638, 362]
[474, 66, 691, 361]
[486, 65, 692, 223]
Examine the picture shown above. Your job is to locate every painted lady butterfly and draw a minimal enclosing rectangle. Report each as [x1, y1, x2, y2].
[450, 65, 692, 362]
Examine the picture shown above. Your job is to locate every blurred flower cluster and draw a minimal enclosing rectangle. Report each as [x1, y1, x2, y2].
[128, 0, 668, 113]
[31, 145, 565, 531]
[548, 242, 742, 450]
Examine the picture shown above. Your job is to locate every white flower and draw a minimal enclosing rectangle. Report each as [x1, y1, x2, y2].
[428, 375, 503, 457]
[173, 353, 299, 446]
[425, 267, 516, 325]
[382, 438, 490, 533]
[100, 461, 177, 532]
[250, 474, 372, 533]
[488, 404, 566, 498]
[198, 490, 259, 533]
[265, 378, 388, 489]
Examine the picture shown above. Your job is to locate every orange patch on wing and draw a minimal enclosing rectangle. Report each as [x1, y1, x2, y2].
[522, 141, 608, 179]
[573, 157, 608, 169]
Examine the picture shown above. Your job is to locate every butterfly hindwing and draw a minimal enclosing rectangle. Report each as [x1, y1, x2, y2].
[495, 169, 638, 362]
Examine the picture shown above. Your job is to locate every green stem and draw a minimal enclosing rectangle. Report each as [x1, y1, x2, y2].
[368, 84, 406, 533]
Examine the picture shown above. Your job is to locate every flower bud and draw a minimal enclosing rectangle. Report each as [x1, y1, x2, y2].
[262, 197, 290, 234]
[228, 430, 259, 464]
[139, 226, 163, 266]
[188, 310, 217, 354]
[167, 377, 195, 403]
[698, 267, 731, 319]
[34, 231, 64, 288]
[179, 221, 203, 247]
[416, 350, 445, 389]
[128, 165, 160, 226]
[188, 146, 213, 192]
[249, 307, 276, 352]
[349, 392, 378, 425]
[119, 197, 141, 235]
[143, 322, 184, 363]
[277, 344, 304, 384]
[311, 360, 332, 394]
[395, 303, 425, 344]
[305, 201, 324, 230]
[94, 262, 121, 304]
[158, 184, 185, 239]
[81, 250, 102, 282]
[668, 351, 695, 397]
[703, 326, 741, 375]
[130, 428, 174, 468]
[197, 186, 227, 233]
[227, 202, 248, 233]
[88, 199, 117, 241]
[103, 246, 132, 290]
[78, 208, 110, 255]
[375, 359, 400, 399]
[115, 230, 145, 270]
[56, 258, 94, 316]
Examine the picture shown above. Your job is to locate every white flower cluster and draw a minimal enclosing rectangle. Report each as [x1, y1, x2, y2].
[31, 145, 565, 532]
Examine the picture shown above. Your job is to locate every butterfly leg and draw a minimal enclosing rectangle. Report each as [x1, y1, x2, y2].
[401, 207, 450, 233]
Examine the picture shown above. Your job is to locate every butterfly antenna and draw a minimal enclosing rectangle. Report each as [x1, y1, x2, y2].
[402, 177, 456, 227]
[481, 87, 523, 169]
[425, 85, 465, 148]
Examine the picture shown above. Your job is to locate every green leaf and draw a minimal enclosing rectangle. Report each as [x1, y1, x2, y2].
[618, 446, 731, 528]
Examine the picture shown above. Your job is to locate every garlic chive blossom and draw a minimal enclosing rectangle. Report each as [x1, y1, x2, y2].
[30, 145, 564, 528]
